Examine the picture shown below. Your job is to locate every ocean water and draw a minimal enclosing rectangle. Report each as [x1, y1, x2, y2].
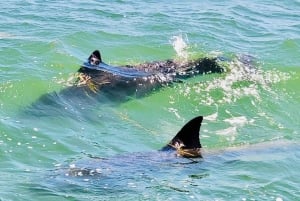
[1, 0, 299, 200]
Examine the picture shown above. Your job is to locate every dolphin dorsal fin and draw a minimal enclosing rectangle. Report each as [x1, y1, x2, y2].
[168, 116, 203, 149]
[88, 50, 102, 65]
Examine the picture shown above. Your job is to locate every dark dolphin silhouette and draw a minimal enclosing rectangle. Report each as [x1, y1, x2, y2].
[25, 50, 225, 116]
[64, 116, 204, 177]
[75, 50, 224, 100]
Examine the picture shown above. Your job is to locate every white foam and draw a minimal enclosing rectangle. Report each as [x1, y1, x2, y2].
[216, 126, 237, 136]
[205, 112, 218, 121]
[69, 164, 76, 168]
[168, 107, 181, 119]
[176, 56, 291, 106]
[224, 116, 249, 127]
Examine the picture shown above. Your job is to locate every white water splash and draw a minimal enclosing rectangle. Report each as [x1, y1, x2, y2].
[214, 116, 255, 139]
[168, 107, 181, 119]
[175, 55, 291, 106]
[170, 34, 189, 60]
[205, 112, 218, 121]
[167, 54, 292, 122]
[224, 116, 254, 127]
[216, 126, 237, 136]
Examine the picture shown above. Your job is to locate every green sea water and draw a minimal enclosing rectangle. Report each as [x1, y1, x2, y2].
[1, 1, 300, 200]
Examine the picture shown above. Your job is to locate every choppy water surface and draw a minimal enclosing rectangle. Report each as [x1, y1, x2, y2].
[1, 0, 299, 200]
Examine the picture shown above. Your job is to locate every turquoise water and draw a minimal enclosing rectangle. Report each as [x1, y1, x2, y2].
[1, 1, 300, 200]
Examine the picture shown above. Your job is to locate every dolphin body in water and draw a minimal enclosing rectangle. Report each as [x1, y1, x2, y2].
[47, 115, 299, 196]
[57, 116, 204, 178]
[74, 50, 224, 100]
[44, 116, 205, 194]
[26, 50, 225, 116]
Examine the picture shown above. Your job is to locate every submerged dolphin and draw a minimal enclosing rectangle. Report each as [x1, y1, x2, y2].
[63, 116, 204, 177]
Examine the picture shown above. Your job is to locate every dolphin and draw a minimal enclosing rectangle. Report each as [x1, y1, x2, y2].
[62, 116, 204, 177]
[42, 115, 299, 197]
[25, 50, 225, 116]
[74, 50, 224, 100]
